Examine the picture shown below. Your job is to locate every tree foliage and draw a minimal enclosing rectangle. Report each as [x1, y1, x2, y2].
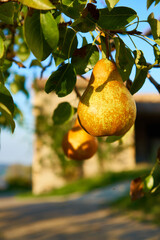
[0, 0, 160, 197]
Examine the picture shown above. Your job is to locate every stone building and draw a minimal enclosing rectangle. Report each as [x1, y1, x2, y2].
[134, 94, 160, 163]
[32, 78, 160, 194]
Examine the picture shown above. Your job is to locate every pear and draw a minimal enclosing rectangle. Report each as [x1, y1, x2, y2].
[77, 58, 136, 137]
[62, 119, 98, 160]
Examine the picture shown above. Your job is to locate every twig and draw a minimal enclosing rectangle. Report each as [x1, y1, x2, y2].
[40, 56, 53, 79]
[105, 32, 110, 59]
[147, 63, 160, 68]
[74, 86, 81, 99]
[7, 58, 26, 68]
[77, 75, 89, 82]
[126, 79, 133, 91]
[110, 29, 142, 35]
[147, 73, 160, 93]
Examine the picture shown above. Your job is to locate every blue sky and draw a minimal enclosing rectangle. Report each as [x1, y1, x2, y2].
[0, 0, 160, 165]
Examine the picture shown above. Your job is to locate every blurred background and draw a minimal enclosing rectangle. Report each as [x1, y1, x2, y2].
[1, 0, 160, 239]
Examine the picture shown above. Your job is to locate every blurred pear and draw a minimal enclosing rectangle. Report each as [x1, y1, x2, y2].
[62, 119, 98, 160]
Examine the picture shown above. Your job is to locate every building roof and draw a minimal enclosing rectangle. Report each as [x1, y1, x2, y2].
[33, 78, 160, 105]
[134, 94, 160, 117]
[134, 93, 160, 103]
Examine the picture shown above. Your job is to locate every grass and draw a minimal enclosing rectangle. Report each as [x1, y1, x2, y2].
[111, 188, 160, 226]
[18, 167, 150, 198]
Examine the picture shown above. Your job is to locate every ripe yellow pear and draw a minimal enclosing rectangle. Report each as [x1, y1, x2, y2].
[77, 58, 136, 137]
[62, 119, 98, 160]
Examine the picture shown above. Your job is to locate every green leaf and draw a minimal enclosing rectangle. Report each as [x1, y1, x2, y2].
[0, 59, 12, 72]
[154, 39, 160, 46]
[53, 27, 78, 66]
[71, 16, 96, 33]
[45, 64, 76, 97]
[53, 10, 62, 24]
[97, 7, 137, 30]
[130, 68, 148, 95]
[143, 175, 154, 191]
[10, 75, 29, 98]
[0, 83, 14, 115]
[0, 82, 15, 132]
[0, 71, 5, 84]
[52, 102, 75, 125]
[0, 2, 14, 24]
[40, 11, 59, 51]
[71, 44, 99, 75]
[59, 0, 87, 19]
[148, 13, 160, 40]
[99, 35, 107, 58]
[30, 59, 43, 68]
[0, 35, 5, 59]
[24, 10, 52, 61]
[114, 37, 134, 81]
[0, 105, 15, 133]
[147, 0, 155, 9]
[153, 44, 160, 63]
[147, 0, 160, 8]
[71, 3, 99, 32]
[155, 0, 160, 6]
[82, 37, 88, 46]
[13, 103, 23, 124]
[16, 42, 30, 62]
[106, 135, 123, 143]
[18, 0, 55, 10]
[105, 0, 120, 11]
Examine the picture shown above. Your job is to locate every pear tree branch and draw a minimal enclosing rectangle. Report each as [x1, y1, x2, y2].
[7, 58, 26, 68]
[110, 29, 142, 35]
[40, 56, 53, 79]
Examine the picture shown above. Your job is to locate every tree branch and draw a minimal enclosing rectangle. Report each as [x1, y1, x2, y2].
[74, 86, 81, 99]
[147, 73, 160, 93]
[40, 56, 53, 79]
[110, 29, 142, 35]
[7, 58, 26, 68]
[147, 63, 160, 68]
[77, 75, 89, 82]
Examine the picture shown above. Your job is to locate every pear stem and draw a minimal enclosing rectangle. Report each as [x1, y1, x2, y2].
[127, 34, 137, 49]
[105, 32, 110, 59]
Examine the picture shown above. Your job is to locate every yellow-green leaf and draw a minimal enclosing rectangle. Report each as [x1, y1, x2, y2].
[105, 0, 120, 11]
[18, 0, 55, 10]
[40, 11, 59, 51]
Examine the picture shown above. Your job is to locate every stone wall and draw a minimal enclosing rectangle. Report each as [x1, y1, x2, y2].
[32, 79, 136, 194]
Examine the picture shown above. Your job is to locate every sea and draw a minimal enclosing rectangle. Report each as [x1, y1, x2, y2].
[0, 164, 8, 189]
[0, 164, 8, 177]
